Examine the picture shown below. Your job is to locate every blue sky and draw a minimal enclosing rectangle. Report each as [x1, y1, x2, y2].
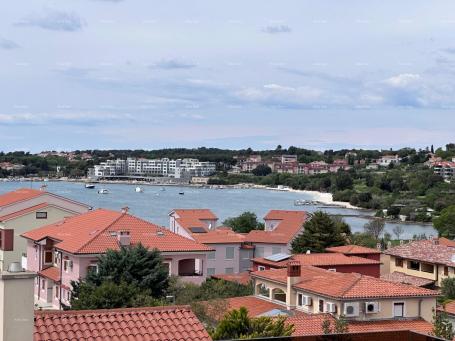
[1, 0, 455, 152]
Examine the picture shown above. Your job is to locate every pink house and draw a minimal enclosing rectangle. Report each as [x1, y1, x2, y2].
[21, 208, 213, 309]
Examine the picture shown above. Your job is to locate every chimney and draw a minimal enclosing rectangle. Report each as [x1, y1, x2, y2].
[121, 207, 129, 214]
[376, 242, 381, 250]
[117, 231, 131, 246]
[0, 262, 36, 341]
[432, 237, 439, 245]
[286, 261, 301, 310]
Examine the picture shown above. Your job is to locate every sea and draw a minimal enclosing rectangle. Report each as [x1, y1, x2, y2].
[0, 181, 437, 239]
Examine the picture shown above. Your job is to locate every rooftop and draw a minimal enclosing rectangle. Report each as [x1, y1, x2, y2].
[384, 238, 455, 267]
[220, 296, 286, 318]
[171, 209, 218, 234]
[192, 228, 246, 244]
[22, 208, 213, 254]
[0, 202, 49, 221]
[326, 244, 381, 255]
[381, 271, 435, 287]
[245, 210, 306, 244]
[34, 305, 212, 341]
[251, 266, 438, 300]
[0, 188, 44, 207]
[211, 272, 251, 286]
[253, 253, 380, 268]
[439, 301, 455, 316]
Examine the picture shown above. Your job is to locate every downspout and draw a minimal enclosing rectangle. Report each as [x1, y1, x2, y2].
[38, 243, 41, 301]
[59, 250, 63, 310]
[418, 299, 422, 318]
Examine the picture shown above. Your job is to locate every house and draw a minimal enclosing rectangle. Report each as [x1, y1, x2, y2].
[192, 228, 253, 275]
[21, 208, 213, 309]
[168, 209, 218, 239]
[432, 161, 455, 179]
[0, 188, 91, 271]
[383, 237, 455, 287]
[325, 244, 381, 261]
[438, 301, 455, 330]
[251, 261, 438, 323]
[245, 210, 307, 258]
[376, 155, 400, 167]
[252, 252, 381, 277]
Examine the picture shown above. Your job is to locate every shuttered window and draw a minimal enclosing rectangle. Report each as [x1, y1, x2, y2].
[0, 229, 14, 251]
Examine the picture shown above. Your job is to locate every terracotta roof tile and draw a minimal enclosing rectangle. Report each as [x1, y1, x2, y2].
[254, 253, 380, 268]
[192, 228, 246, 244]
[171, 209, 218, 234]
[211, 272, 251, 286]
[0, 188, 44, 207]
[381, 272, 435, 287]
[251, 265, 438, 299]
[326, 244, 381, 254]
[287, 314, 433, 336]
[222, 296, 284, 318]
[38, 266, 61, 282]
[384, 239, 455, 267]
[245, 210, 306, 244]
[0, 202, 49, 221]
[34, 305, 212, 341]
[22, 209, 213, 254]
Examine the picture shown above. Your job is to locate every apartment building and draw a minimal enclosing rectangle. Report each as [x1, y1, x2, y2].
[251, 262, 438, 323]
[383, 237, 455, 287]
[21, 208, 213, 309]
[0, 188, 90, 271]
[432, 161, 455, 179]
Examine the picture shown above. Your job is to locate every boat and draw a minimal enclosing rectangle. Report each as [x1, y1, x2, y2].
[135, 186, 143, 193]
[98, 189, 109, 194]
[160, 187, 166, 191]
[294, 199, 316, 206]
[178, 191, 184, 195]
[85, 184, 95, 189]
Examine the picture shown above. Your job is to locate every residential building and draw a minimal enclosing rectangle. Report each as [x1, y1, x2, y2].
[21, 208, 213, 309]
[325, 244, 381, 261]
[383, 237, 455, 287]
[439, 300, 455, 329]
[168, 209, 219, 239]
[0, 188, 90, 271]
[252, 252, 381, 277]
[432, 161, 455, 179]
[251, 262, 438, 323]
[376, 154, 400, 167]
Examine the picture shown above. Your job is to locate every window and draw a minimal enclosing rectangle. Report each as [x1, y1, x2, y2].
[225, 267, 234, 274]
[225, 247, 234, 260]
[395, 258, 403, 267]
[297, 293, 303, 306]
[67, 290, 71, 301]
[36, 212, 48, 219]
[208, 251, 216, 260]
[258, 265, 266, 271]
[44, 250, 53, 264]
[41, 279, 45, 290]
[255, 247, 264, 258]
[207, 268, 215, 276]
[55, 286, 59, 298]
[421, 263, 434, 273]
[63, 259, 73, 273]
[319, 299, 325, 313]
[162, 262, 170, 275]
[0, 229, 14, 251]
[328, 268, 337, 272]
[408, 261, 420, 271]
[445, 267, 449, 276]
[87, 263, 98, 274]
[393, 302, 404, 317]
[272, 247, 281, 255]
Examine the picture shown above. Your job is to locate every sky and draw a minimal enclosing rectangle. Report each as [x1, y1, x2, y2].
[1, 0, 455, 152]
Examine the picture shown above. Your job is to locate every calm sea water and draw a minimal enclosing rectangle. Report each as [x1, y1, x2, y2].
[0, 181, 436, 239]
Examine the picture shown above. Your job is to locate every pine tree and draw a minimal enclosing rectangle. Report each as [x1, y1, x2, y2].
[291, 212, 347, 253]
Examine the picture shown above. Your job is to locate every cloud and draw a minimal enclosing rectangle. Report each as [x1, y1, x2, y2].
[262, 24, 291, 34]
[150, 59, 196, 70]
[17, 9, 85, 32]
[0, 112, 132, 125]
[442, 48, 455, 54]
[383, 73, 421, 88]
[0, 38, 20, 49]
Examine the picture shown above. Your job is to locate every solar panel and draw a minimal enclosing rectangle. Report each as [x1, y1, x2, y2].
[190, 227, 207, 233]
[264, 253, 292, 262]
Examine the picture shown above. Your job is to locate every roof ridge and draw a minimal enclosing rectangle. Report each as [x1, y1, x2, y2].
[74, 210, 125, 253]
[337, 272, 363, 298]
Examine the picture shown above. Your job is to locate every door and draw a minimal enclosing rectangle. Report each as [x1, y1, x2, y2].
[393, 303, 404, 317]
[46, 284, 53, 304]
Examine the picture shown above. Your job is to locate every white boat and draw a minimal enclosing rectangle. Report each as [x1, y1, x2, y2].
[135, 186, 143, 193]
[178, 191, 184, 195]
[85, 184, 95, 189]
[98, 189, 109, 194]
[160, 187, 166, 191]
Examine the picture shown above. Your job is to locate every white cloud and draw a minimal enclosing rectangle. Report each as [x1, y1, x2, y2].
[384, 73, 421, 88]
[17, 9, 85, 32]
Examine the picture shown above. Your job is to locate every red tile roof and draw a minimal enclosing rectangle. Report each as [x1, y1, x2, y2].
[384, 239, 455, 267]
[0, 202, 49, 221]
[0, 188, 44, 207]
[381, 272, 435, 287]
[287, 314, 433, 336]
[192, 228, 246, 244]
[38, 267, 60, 282]
[222, 296, 284, 318]
[245, 210, 306, 244]
[212, 272, 251, 286]
[439, 301, 455, 315]
[439, 237, 455, 247]
[254, 253, 380, 268]
[22, 209, 213, 254]
[326, 244, 381, 254]
[34, 305, 212, 341]
[251, 266, 438, 299]
[171, 209, 218, 234]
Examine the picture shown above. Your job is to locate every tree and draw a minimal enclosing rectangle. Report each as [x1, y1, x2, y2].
[363, 219, 385, 240]
[223, 212, 265, 233]
[432, 308, 454, 340]
[85, 244, 169, 297]
[441, 278, 455, 300]
[351, 232, 378, 248]
[393, 225, 404, 240]
[252, 164, 272, 176]
[291, 212, 347, 253]
[335, 172, 353, 190]
[434, 205, 455, 239]
[210, 307, 294, 340]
